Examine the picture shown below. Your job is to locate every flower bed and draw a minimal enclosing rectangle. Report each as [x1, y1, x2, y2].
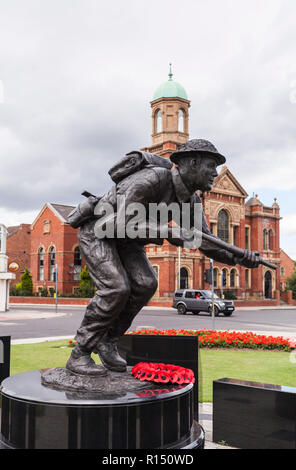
[127, 329, 294, 352]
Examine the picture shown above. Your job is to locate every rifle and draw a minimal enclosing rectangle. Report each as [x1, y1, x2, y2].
[187, 228, 277, 270]
[81, 190, 97, 198]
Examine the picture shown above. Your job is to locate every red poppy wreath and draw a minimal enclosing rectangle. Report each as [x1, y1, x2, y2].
[131, 362, 195, 384]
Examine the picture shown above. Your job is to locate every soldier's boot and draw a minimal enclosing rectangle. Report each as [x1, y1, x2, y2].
[66, 345, 108, 376]
[94, 337, 127, 372]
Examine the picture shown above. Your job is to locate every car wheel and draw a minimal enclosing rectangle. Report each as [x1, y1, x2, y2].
[208, 305, 219, 316]
[223, 311, 233, 316]
[177, 304, 186, 315]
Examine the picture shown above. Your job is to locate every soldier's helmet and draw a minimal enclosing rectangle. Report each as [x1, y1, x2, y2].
[170, 138, 226, 165]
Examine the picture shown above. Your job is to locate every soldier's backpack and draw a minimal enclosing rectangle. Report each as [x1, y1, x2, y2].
[68, 151, 173, 228]
[108, 150, 172, 183]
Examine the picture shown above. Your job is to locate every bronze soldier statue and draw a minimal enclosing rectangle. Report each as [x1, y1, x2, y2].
[66, 139, 261, 376]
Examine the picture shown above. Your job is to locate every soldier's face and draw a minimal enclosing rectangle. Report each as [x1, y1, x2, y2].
[198, 155, 219, 191]
[183, 154, 218, 192]
[177, 153, 219, 193]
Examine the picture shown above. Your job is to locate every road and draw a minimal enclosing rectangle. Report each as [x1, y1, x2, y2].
[0, 304, 296, 341]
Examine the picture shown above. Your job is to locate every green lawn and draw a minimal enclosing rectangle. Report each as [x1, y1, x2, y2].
[9, 341, 295, 402]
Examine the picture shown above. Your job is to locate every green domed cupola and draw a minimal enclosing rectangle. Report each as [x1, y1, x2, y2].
[153, 64, 188, 101]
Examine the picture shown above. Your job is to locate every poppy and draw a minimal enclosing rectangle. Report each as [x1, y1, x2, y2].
[171, 372, 184, 385]
[157, 371, 170, 383]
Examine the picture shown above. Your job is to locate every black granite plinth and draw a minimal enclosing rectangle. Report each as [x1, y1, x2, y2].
[0, 370, 204, 449]
[0, 336, 10, 384]
[213, 378, 296, 449]
[118, 334, 199, 419]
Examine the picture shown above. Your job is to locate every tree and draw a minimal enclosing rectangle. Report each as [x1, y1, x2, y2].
[80, 266, 95, 298]
[286, 272, 296, 299]
[20, 268, 33, 296]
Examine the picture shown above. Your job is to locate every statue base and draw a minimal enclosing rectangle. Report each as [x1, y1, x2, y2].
[0, 370, 204, 449]
[41, 366, 152, 395]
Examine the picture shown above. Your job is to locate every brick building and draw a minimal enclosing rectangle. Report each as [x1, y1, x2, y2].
[279, 249, 295, 291]
[7, 68, 290, 300]
[6, 224, 31, 285]
[29, 203, 83, 295]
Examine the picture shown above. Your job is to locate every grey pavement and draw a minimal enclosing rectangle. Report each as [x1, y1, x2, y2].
[2, 303, 296, 342]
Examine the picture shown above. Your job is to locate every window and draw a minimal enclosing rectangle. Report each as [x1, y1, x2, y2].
[185, 291, 194, 298]
[233, 226, 238, 246]
[230, 269, 236, 288]
[49, 246, 56, 281]
[245, 227, 250, 249]
[245, 269, 249, 289]
[178, 109, 185, 132]
[264, 271, 272, 298]
[222, 268, 227, 287]
[74, 246, 82, 281]
[194, 291, 202, 298]
[214, 268, 218, 288]
[155, 110, 162, 133]
[268, 229, 273, 250]
[217, 210, 229, 243]
[263, 229, 267, 250]
[180, 267, 189, 289]
[38, 248, 44, 281]
[153, 265, 159, 277]
[280, 267, 285, 276]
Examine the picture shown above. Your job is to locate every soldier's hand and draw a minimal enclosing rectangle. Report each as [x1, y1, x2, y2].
[234, 250, 260, 268]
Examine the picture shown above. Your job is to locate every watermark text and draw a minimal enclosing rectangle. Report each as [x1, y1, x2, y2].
[94, 197, 203, 249]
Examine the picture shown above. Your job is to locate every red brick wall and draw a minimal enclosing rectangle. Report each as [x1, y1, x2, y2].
[6, 224, 31, 285]
[280, 249, 295, 291]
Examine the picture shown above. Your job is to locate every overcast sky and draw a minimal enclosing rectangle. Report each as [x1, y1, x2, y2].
[0, 0, 296, 258]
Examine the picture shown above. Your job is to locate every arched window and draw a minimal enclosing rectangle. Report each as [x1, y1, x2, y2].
[245, 269, 250, 289]
[268, 229, 273, 250]
[155, 109, 162, 133]
[264, 271, 272, 298]
[214, 268, 219, 288]
[230, 269, 236, 288]
[180, 267, 189, 289]
[218, 210, 229, 243]
[38, 248, 44, 281]
[233, 226, 238, 246]
[178, 109, 185, 132]
[49, 246, 56, 281]
[245, 227, 250, 249]
[222, 268, 227, 288]
[153, 265, 159, 278]
[263, 229, 267, 250]
[74, 246, 82, 281]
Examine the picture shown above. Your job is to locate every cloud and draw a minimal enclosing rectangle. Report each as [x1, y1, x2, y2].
[281, 213, 296, 236]
[0, 0, 295, 261]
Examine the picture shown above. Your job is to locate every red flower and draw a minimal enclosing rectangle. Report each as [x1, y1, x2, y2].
[131, 362, 195, 384]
